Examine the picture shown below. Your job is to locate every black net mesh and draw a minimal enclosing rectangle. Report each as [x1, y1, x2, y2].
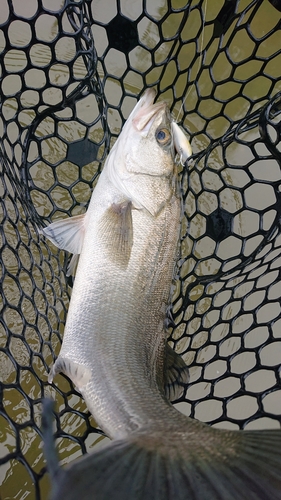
[1, 0, 281, 498]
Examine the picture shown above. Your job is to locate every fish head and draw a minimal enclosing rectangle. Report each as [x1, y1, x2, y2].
[124, 90, 176, 178]
[106, 89, 188, 215]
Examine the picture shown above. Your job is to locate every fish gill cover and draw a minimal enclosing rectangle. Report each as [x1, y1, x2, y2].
[0, 0, 281, 498]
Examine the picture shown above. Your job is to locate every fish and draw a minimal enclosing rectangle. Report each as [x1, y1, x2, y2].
[42, 89, 281, 500]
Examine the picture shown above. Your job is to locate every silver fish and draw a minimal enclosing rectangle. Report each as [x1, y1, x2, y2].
[43, 90, 281, 500]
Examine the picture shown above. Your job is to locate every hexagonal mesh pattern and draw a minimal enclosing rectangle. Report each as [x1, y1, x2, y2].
[1, 0, 281, 498]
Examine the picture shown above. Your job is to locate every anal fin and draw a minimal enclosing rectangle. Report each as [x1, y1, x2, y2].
[164, 344, 189, 402]
[48, 357, 91, 391]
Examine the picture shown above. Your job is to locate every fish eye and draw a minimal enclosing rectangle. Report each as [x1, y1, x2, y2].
[156, 128, 171, 145]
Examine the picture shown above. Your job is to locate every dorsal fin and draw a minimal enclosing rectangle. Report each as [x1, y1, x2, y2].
[41, 214, 86, 254]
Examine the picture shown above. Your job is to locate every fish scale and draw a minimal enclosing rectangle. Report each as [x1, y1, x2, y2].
[62, 190, 181, 437]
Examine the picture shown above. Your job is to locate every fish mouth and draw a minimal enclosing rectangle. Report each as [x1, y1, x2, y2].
[131, 89, 168, 133]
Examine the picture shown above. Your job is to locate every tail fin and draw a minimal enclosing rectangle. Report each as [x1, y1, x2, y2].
[48, 424, 281, 500]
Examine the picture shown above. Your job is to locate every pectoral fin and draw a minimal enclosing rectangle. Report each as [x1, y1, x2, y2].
[164, 344, 189, 402]
[99, 201, 133, 267]
[42, 214, 86, 255]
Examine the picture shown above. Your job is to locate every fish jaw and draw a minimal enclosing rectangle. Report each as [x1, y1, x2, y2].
[121, 88, 160, 134]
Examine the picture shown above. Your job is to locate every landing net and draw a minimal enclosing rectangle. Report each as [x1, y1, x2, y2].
[1, 1, 281, 498]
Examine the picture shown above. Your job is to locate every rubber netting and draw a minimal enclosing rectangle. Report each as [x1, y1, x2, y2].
[1, 0, 281, 498]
